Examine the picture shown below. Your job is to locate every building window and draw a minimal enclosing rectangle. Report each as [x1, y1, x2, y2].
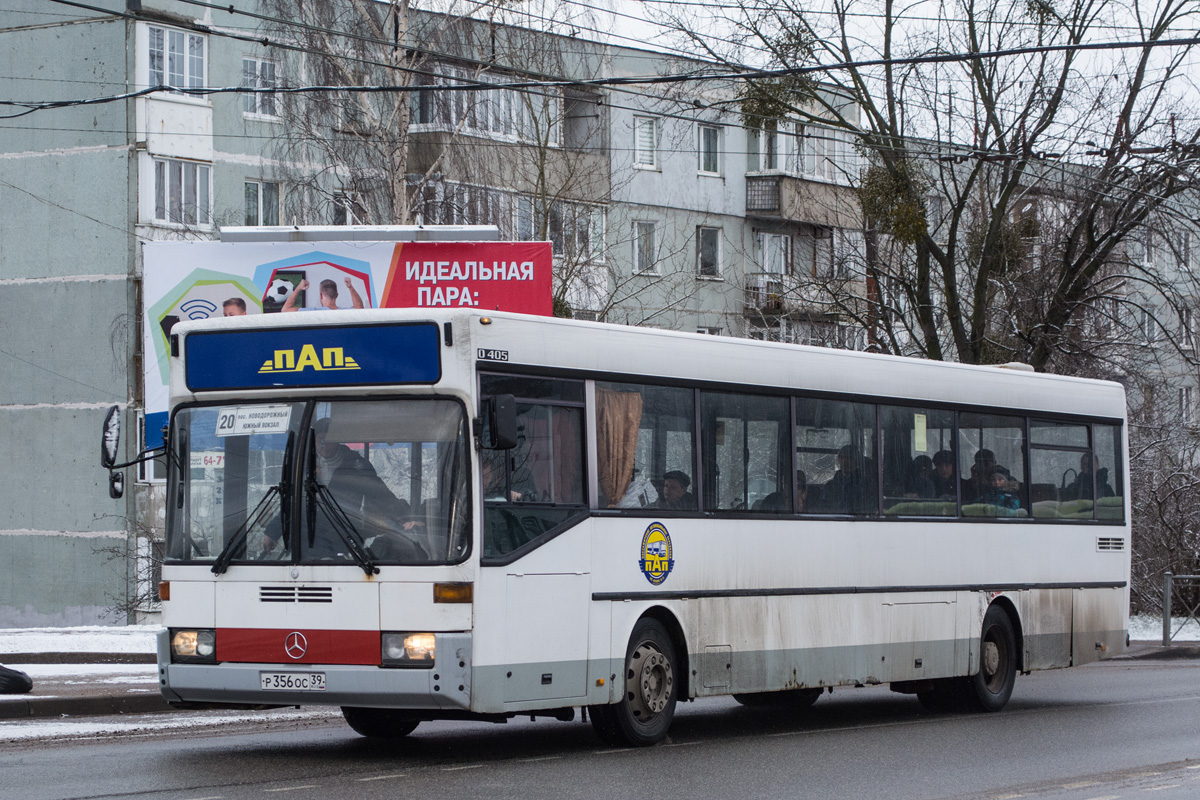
[698, 124, 721, 175]
[747, 125, 779, 171]
[697, 326, 721, 335]
[635, 221, 657, 274]
[244, 181, 279, 226]
[697, 226, 721, 277]
[1181, 386, 1193, 424]
[332, 193, 364, 225]
[634, 116, 658, 169]
[153, 158, 210, 225]
[755, 232, 791, 275]
[149, 26, 204, 93]
[242, 57, 277, 116]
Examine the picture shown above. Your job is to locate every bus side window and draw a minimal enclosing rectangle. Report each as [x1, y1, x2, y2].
[596, 382, 695, 511]
[480, 375, 587, 557]
[959, 413, 1028, 518]
[796, 398, 877, 516]
[700, 391, 790, 513]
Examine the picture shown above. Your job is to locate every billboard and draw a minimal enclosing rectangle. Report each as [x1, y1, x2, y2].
[142, 239, 552, 447]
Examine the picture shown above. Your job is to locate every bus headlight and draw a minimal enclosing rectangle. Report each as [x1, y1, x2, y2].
[170, 629, 216, 663]
[381, 632, 436, 667]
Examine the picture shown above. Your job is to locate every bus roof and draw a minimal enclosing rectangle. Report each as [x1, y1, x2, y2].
[172, 309, 1127, 421]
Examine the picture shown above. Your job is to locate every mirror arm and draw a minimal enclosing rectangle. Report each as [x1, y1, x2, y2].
[107, 444, 167, 470]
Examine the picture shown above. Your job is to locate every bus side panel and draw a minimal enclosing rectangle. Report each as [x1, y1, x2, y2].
[691, 593, 959, 696]
[1016, 588, 1073, 670]
[1072, 587, 1128, 665]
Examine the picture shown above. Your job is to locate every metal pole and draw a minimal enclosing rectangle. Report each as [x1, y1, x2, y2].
[1163, 572, 1174, 646]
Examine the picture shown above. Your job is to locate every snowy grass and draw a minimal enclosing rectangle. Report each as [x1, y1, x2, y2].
[0, 625, 162, 654]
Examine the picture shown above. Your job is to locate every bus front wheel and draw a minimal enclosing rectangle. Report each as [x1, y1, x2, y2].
[590, 617, 678, 746]
[341, 707, 420, 738]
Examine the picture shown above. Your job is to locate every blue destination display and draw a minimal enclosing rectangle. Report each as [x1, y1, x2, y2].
[185, 323, 441, 391]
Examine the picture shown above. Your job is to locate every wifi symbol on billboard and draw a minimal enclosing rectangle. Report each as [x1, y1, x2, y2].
[180, 299, 219, 320]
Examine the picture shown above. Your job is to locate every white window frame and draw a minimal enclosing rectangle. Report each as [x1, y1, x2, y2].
[634, 221, 657, 274]
[634, 116, 659, 169]
[697, 226, 721, 278]
[153, 157, 211, 227]
[242, 56, 277, 118]
[754, 232, 791, 275]
[244, 180, 280, 226]
[148, 25, 205, 94]
[698, 124, 721, 176]
[1181, 386, 1194, 424]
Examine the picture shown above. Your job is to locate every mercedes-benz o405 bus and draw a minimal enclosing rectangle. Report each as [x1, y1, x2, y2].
[142, 309, 1129, 746]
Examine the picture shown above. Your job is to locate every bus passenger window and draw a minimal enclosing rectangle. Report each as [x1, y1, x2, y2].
[1094, 424, 1125, 521]
[881, 406, 955, 517]
[959, 413, 1028, 518]
[700, 391, 790, 512]
[596, 382, 695, 511]
[796, 398, 877, 516]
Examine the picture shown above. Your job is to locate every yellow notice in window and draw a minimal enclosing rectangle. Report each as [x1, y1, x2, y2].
[914, 414, 928, 452]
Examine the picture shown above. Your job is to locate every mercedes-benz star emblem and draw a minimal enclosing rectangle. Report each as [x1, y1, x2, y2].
[284, 631, 308, 660]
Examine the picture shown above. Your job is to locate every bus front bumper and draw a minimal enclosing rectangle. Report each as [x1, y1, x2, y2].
[158, 632, 472, 711]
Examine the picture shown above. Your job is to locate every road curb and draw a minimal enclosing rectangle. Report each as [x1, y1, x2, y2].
[1115, 643, 1200, 661]
[0, 693, 172, 720]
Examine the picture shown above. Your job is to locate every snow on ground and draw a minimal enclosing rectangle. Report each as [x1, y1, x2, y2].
[18, 662, 158, 683]
[0, 708, 341, 743]
[0, 625, 162, 655]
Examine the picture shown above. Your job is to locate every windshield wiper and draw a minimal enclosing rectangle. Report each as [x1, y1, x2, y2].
[211, 431, 295, 575]
[211, 486, 281, 575]
[304, 429, 379, 576]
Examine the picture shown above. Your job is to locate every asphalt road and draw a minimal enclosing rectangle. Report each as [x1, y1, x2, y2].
[5, 659, 1200, 800]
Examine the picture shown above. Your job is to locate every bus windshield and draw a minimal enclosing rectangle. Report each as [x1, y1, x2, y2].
[166, 398, 471, 567]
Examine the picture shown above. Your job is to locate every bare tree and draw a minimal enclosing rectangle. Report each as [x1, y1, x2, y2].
[658, 0, 1200, 372]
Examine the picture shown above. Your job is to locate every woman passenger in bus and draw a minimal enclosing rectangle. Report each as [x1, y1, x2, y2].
[974, 465, 1021, 515]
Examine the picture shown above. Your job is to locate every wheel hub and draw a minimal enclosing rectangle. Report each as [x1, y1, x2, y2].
[627, 642, 674, 719]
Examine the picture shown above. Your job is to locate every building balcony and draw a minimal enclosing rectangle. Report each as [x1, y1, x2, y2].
[743, 273, 789, 316]
[745, 174, 860, 229]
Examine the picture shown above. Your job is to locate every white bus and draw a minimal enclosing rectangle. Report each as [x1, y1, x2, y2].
[144, 308, 1129, 746]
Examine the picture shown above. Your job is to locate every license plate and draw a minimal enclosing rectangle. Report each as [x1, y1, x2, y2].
[260, 671, 326, 691]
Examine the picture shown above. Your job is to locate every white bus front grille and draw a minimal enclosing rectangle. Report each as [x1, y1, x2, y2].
[260, 586, 334, 603]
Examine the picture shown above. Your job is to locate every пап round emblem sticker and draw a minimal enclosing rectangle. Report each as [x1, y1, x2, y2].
[639, 522, 674, 585]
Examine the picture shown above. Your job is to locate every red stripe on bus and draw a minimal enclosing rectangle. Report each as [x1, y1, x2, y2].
[217, 629, 380, 665]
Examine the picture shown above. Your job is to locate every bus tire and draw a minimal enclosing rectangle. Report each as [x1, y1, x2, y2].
[733, 688, 821, 708]
[590, 617, 677, 746]
[962, 605, 1017, 712]
[341, 707, 420, 738]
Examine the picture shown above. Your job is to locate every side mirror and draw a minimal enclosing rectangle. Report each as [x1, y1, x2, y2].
[108, 471, 125, 499]
[484, 394, 518, 450]
[101, 405, 121, 469]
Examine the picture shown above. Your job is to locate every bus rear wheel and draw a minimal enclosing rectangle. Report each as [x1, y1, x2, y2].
[962, 605, 1017, 712]
[733, 688, 822, 708]
[341, 707, 420, 738]
[590, 617, 677, 746]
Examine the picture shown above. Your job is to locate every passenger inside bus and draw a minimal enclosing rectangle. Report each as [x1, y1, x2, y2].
[812, 445, 875, 514]
[931, 450, 958, 498]
[655, 471, 695, 510]
[973, 465, 1021, 515]
[755, 470, 807, 513]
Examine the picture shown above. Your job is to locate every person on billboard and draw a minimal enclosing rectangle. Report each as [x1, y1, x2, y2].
[282, 277, 365, 311]
[222, 298, 247, 316]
